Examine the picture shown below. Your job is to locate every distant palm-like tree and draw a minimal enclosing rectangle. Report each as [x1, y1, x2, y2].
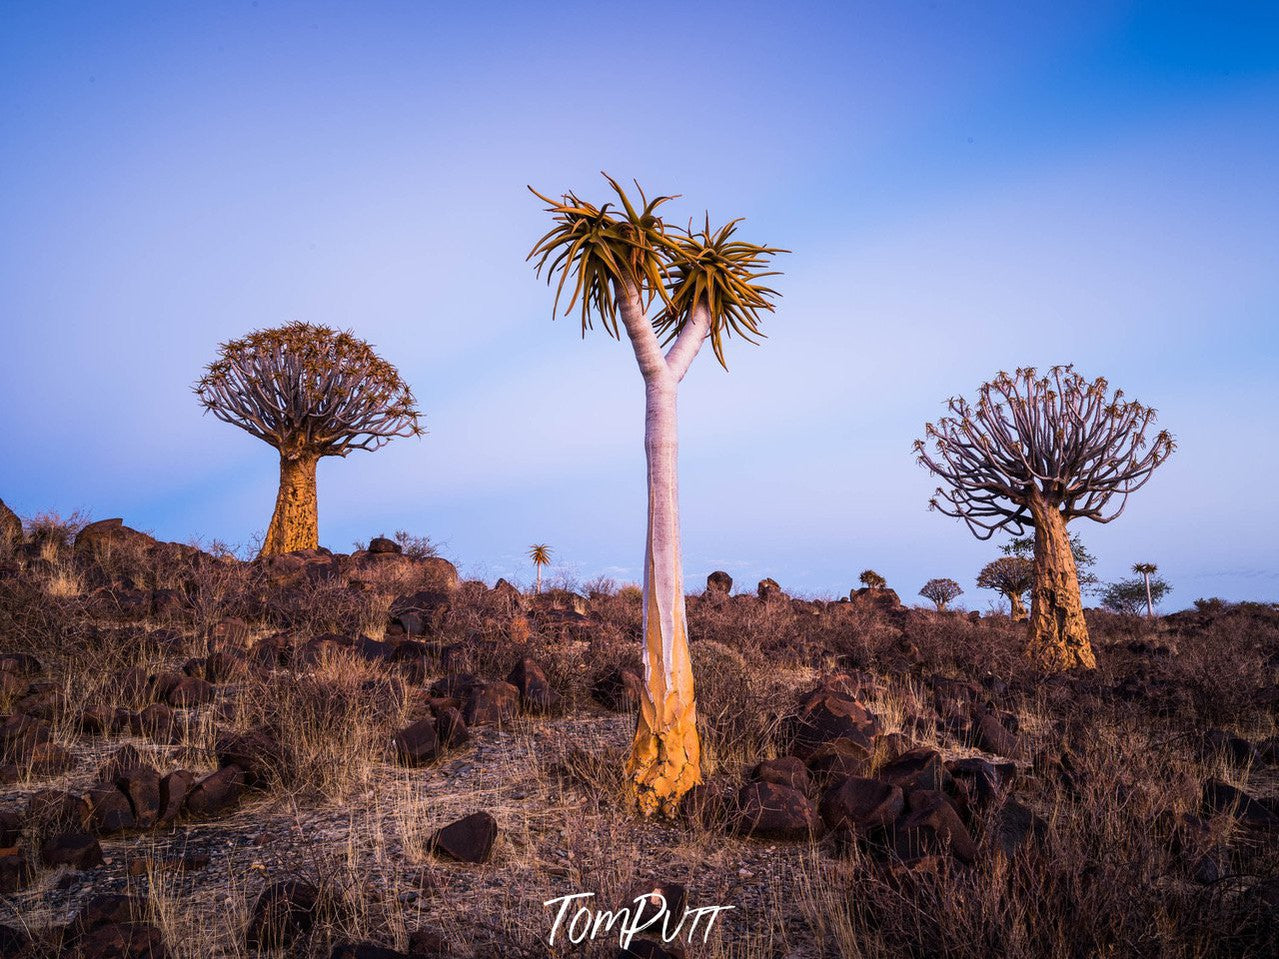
[528, 544, 552, 594]
[1133, 562, 1159, 617]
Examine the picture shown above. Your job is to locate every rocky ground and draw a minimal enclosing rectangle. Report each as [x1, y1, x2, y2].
[0, 512, 1276, 958]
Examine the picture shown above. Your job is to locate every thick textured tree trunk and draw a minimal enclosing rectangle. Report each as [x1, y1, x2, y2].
[1026, 494, 1095, 669]
[1007, 591, 1029, 623]
[260, 452, 319, 556]
[624, 374, 701, 816]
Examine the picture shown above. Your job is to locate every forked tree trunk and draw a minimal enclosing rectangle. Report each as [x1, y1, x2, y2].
[624, 373, 701, 816]
[261, 452, 319, 556]
[1007, 591, 1029, 623]
[1026, 494, 1096, 669]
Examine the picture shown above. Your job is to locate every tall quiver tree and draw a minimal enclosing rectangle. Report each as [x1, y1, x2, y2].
[195, 323, 422, 556]
[529, 175, 783, 816]
[1133, 562, 1159, 617]
[915, 367, 1174, 670]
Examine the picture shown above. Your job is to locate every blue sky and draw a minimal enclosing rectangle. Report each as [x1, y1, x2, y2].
[2, 1, 1276, 605]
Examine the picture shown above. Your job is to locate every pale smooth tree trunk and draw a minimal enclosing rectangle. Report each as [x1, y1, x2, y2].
[261, 451, 319, 556]
[536, 564, 542, 594]
[617, 284, 709, 816]
[1026, 492, 1096, 670]
[1144, 573, 1154, 618]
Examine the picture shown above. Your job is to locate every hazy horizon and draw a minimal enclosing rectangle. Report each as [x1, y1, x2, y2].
[2, 1, 1276, 607]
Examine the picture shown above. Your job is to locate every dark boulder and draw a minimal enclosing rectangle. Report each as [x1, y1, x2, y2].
[87, 783, 136, 834]
[877, 748, 953, 795]
[427, 811, 498, 864]
[158, 770, 197, 824]
[705, 571, 733, 596]
[892, 789, 977, 865]
[819, 776, 905, 833]
[40, 830, 104, 869]
[245, 880, 321, 950]
[735, 781, 822, 841]
[592, 668, 643, 712]
[184, 765, 245, 817]
[751, 757, 813, 795]
[462, 681, 520, 727]
[393, 719, 439, 766]
[507, 659, 560, 714]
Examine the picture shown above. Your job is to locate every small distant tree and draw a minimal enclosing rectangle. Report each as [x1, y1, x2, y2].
[195, 323, 422, 556]
[916, 366, 1174, 670]
[977, 556, 1034, 622]
[919, 577, 963, 611]
[1102, 575, 1171, 616]
[1132, 562, 1160, 617]
[528, 544, 552, 593]
[1002, 533, 1100, 596]
[859, 569, 887, 590]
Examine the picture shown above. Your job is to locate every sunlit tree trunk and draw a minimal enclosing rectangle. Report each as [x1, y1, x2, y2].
[535, 564, 542, 594]
[625, 372, 701, 816]
[1027, 493, 1095, 670]
[1143, 573, 1154, 618]
[261, 452, 319, 556]
[616, 285, 705, 817]
[1007, 590, 1029, 623]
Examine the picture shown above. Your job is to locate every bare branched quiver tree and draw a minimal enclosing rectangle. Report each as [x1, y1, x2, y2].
[195, 323, 422, 556]
[977, 556, 1034, 622]
[915, 366, 1174, 670]
[529, 174, 784, 816]
[919, 577, 963, 611]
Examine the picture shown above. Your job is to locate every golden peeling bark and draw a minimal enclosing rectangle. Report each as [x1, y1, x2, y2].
[1027, 496, 1096, 670]
[624, 376, 702, 816]
[1008, 591, 1029, 623]
[261, 453, 319, 556]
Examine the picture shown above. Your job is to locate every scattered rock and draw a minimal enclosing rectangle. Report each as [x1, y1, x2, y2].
[1202, 778, 1277, 829]
[971, 711, 1026, 758]
[116, 765, 162, 828]
[393, 719, 439, 766]
[185, 765, 246, 817]
[757, 578, 785, 602]
[877, 748, 953, 795]
[791, 685, 880, 760]
[87, 783, 136, 834]
[245, 880, 320, 950]
[40, 830, 104, 869]
[0, 847, 31, 894]
[158, 770, 197, 824]
[507, 658, 560, 714]
[592, 668, 643, 712]
[819, 776, 905, 833]
[893, 789, 977, 865]
[705, 571, 733, 596]
[462, 681, 520, 727]
[427, 811, 498, 864]
[736, 781, 822, 840]
[990, 798, 1046, 857]
[433, 707, 470, 750]
[751, 756, 814, 795]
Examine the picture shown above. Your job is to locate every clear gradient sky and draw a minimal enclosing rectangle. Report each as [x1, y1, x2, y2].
[2, 1, 1276, 606]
